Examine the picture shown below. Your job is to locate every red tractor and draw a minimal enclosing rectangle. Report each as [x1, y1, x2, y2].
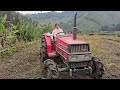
[40, 12, 104, 79]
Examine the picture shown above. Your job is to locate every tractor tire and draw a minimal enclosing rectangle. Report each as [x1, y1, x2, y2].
[40, 47, 47, 62]
[89, 57, 105, 79]
[40, 35, 48, 62]
[41, 59, 59, 79]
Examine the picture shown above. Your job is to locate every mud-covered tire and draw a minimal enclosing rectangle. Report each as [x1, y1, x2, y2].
[89, 57, 105, 79]
[40, 47, 43, 61]
[41, 59, 59, 79]
[40, 35, 48, 62]
[40, 47, 47, 62]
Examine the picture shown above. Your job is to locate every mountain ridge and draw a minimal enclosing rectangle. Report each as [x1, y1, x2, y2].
[26, 11, 120, 33]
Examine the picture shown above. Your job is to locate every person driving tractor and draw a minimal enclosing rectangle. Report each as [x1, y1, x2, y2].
[52, 23, 63, 38]
[46, 23, 63, 41]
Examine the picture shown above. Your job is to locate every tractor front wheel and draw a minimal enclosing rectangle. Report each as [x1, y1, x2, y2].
[41, 59, 59, 79]
[89, 57, 105, 79]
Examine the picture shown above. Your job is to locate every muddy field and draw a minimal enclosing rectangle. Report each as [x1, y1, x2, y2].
[0, 35, 120, 79]
[0, 42, 42, 79]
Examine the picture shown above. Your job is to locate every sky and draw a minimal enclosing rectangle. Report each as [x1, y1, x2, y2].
[16, 11, 63, 15]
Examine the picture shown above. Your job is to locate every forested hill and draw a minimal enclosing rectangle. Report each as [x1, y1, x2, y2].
[26, 11, 120, 33]
[25, 11, 75, 23]
[0, 11, 36, 25]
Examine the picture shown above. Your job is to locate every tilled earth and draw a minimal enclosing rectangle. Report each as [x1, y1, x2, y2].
[0, 42, 73, 79]
[0, 42, 42, 79]
[0, 41, 91, 79]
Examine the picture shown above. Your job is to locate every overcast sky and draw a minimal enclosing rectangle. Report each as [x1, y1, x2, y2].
[16, 11, 63, 15]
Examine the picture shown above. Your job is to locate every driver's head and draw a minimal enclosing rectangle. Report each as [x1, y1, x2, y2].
[55, 23, 60, 29]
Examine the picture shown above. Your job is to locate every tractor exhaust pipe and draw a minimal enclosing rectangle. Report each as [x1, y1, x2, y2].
[73, 12, 77, 40]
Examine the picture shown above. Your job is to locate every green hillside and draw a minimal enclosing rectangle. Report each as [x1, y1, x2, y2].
[26, 11, 120, 34]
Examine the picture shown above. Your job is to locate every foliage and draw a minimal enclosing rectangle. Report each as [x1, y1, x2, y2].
[0, 40, 38, 58]
[0, 11, 54, 50]
[0, 48, 15, 58]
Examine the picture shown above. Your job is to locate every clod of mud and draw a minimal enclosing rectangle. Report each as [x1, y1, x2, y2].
[115, 52, 120, 56]
[111, 74, 118, 78]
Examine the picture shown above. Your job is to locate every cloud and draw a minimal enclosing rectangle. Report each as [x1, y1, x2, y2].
[16, 11, 63, 15]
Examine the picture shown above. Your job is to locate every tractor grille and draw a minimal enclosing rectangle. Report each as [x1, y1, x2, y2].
[69, 44, 89, 53]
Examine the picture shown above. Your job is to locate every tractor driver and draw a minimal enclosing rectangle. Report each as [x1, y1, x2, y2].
[52, 23, 63, 38]
[46, 23, 64, 42]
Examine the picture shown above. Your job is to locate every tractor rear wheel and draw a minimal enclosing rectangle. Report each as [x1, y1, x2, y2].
[40, 47, 47, 62]
[89, 57, 105, 79]
[40, 35, 48, 62]
[41, 59, 59, 79]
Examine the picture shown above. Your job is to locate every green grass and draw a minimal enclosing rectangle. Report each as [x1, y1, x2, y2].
[0, 48, 15, 58]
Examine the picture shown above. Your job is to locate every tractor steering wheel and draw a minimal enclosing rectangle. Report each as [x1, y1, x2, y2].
[56, 32, 66, 37]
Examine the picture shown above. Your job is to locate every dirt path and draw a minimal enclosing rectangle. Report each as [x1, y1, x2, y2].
[0, 42, 42, 79]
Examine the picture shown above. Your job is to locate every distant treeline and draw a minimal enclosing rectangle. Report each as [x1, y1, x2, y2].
[101, 24, 120, 31]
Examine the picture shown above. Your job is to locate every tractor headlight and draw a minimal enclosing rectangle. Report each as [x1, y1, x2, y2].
[69, 54, 92, 61]
[69, 55, 78, 61]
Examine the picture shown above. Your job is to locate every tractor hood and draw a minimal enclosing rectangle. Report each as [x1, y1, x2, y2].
[57, 34, 88, 45]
